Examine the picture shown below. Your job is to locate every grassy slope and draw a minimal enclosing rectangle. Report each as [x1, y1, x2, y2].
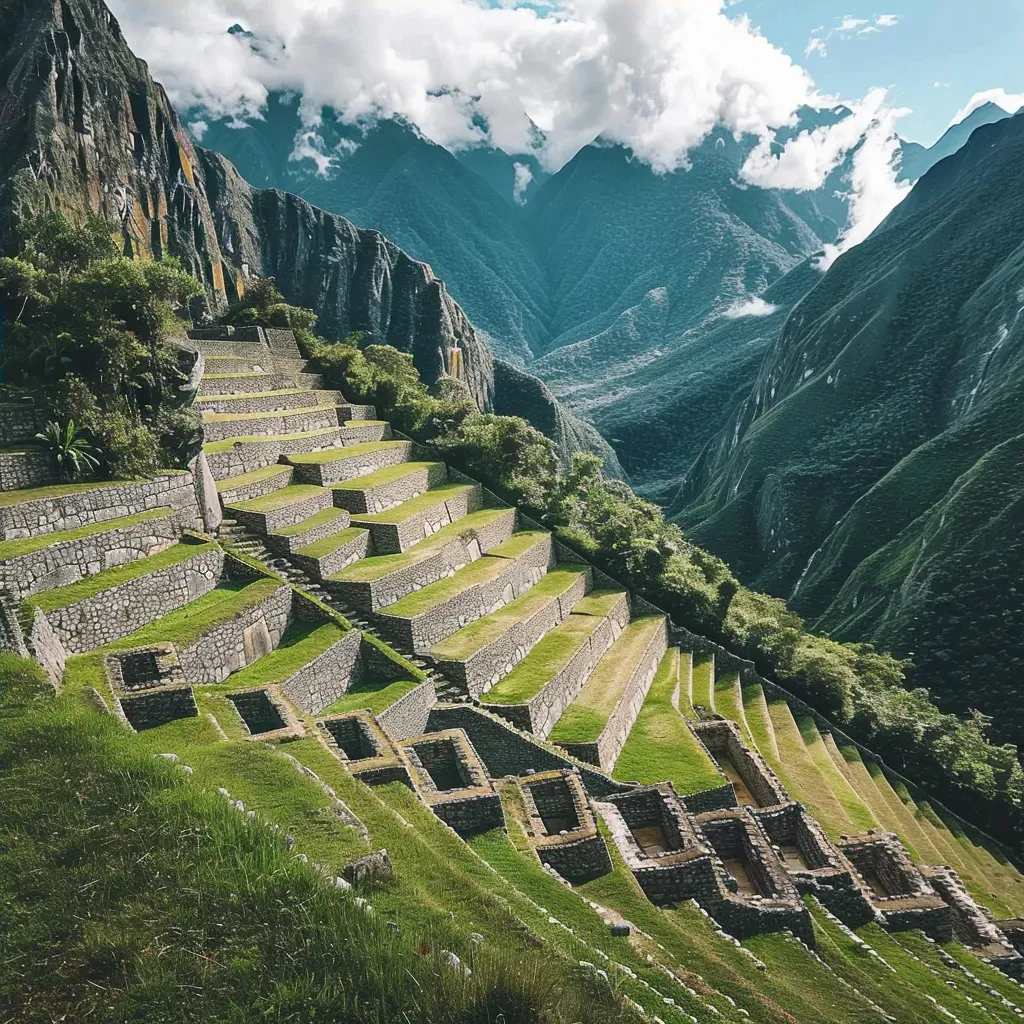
[691, 653, 713, 712]
[612, 648, 725, 793]
[0, 506, 171, 561]
[0, 656, 630, 1024]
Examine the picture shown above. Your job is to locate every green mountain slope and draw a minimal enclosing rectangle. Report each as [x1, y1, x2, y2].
[679, 112, 1024, 741]
[899, 101, 1013, 181]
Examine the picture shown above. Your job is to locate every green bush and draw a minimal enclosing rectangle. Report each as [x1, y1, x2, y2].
[0, 213, 202, 477]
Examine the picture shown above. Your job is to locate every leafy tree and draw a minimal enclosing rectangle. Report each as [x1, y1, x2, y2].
[0, 213, 202, 478]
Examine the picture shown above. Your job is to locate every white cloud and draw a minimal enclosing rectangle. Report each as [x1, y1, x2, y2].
[189, 118, 209, 140]
[950, 88, 1024, 126]
[107, 0, 910, 261]
[723, 296, 779, 318]
[933, 81, 950, 89]
[512, 162, 534, 205]
[817, 102, 911, 269]
[805, 12, 898, 58]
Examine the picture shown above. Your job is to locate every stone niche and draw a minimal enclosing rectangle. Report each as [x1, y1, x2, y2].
[838, 831, 952, 939]
[318, 710, 412, 787]
[227, 687, 299, 739]
[401, 729, 504, 835]
[691, 719, 788, 809]
[752, 803, 875, 928]
[119, 686, 198, 732]
[697, 810, 800, 903]
[596, 785, 718, 907]
[520, 770, 611, 882]
[105, 644, 184, 694]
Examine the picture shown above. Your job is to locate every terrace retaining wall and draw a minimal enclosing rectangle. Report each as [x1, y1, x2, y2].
[279, 628, 363, 715]
[0, 473, 199, 541]
[0, 450, 54, 492]
[37, 545, 224, 654]
[377, 679, 437, 741]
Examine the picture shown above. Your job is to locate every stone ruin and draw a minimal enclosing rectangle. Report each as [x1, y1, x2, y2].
[106, 644, 198, 732]
[691, 718, 788, 809]
[519, 769, 611, 882]
[227, 686, 302, 741]
[838, 830, 952, 939]
[318, 710, 413, 788]
[400, 729, 504, 835]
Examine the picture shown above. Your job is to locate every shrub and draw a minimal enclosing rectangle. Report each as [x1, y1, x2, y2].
[33, 420, 99, 480]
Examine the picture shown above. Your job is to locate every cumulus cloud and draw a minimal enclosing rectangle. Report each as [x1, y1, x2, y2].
[189, 119, 209, 141]
[512, 163, 534, 205]
[107, 0, 911, 260]
[950, 88, 1024, 126]
[805, 12, 898, 58]
[723, 296, 779, 318]
[817, 102, 912, 269]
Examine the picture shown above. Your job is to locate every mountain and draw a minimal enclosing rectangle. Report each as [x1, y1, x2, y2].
[899, 101, 1013, 181]
[0, 0, 622, 473]
[196, 99, 853, 496]
[677, 112, 1024, 743]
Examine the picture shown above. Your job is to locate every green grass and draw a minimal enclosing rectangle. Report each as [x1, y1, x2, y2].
[203, 426, 341, 454]
[430, 566, 588, 661]
[214, 620, 350, 690]
[548, 616, 664, 745]
[350, 483, 475, 525]
[285, 441, 410, 466]
[215, 464, 291, 493]
[612, 648, 726, 793]
[295, 527, 369, 559]
[26, 538, 217, 614]
[329, 508, 512, 583]
[690, 652, 713, 711]
[1, 656, 630, 1023]
[740, 683, 779, 758]
[205, 405, 329, 423]
[795, 715, 877, 832]
[226, 484, 326, 513]
[0, 478, 126, 507]
[712, 670, 753, 743]
[319, 677, 422, 717]
[484, 611, 607, 705]
[273, 506, 350, 538]
[0, 507, 171, 561]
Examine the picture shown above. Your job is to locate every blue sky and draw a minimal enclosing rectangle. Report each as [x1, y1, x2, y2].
[738, 0, 1024, 143]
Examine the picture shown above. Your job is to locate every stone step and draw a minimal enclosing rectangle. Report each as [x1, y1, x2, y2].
[265, 507, 354, 556]
[196, 388, 325, 415]
[286, 441, 414, 487]
[198, 371, 295, 397]
[225, 484, 334, 534]
[350, 482, 482, 555]
[547, 615, 669, 772]
[0, 506, 187, 601]
[329, 460, 447, 513]
[478, 590, 632, 739]
[326, 507, 517, 613]
[25, 537, 224, 655]
[202, 405, 343, 444]
[336, 420, 392, 446]
[376, 531, 553, 653]
[430, 564, 592, 698]
[291, 527, 373, 578]
[204, 427, 345, 480]
[215, 465, 294, 506]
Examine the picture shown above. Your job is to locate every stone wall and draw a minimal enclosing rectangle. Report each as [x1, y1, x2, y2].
[692, 719, 789, 809]
[229, 488, 332, 534]
[177, 583, 293, 683]
[358, 483, 482, 555]
[680, 784, 739, 815]
[279, 627, 363, 715]
[377, 679, 437, 741]
[205, 429, 344, 479]
[37, 544, 224, 655]
[426, 704, 634, 798]
[293, 440, 417, 491]
[27, 606, 67, 688]
[0, 450, 55, 491]
[0, 508, 191, 601]
[0, 402, 42, 445]
[0, 472, 199, 541]
[202, 405, 341, 444]
[380, 533, 552, 651]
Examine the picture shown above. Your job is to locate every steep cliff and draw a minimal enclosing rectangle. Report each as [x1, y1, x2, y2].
[0, 0, 494, 409]
[678, 113, 1024, 741]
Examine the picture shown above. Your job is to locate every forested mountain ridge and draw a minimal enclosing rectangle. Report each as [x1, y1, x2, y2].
[678, 112, 1024, 742]
[0, 0, 623, 474]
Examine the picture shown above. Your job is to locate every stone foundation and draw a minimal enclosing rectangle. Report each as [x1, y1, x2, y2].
[691, 719, 789, 809]
[318, 710, 414, 788]
[206, 429, 345, 479]
[354, 483, 482, 555]
[119, 686, 198, 731]
[277, 627, 363, 715]
[520, 770, 611, 882]
[376, 679, 437, 742]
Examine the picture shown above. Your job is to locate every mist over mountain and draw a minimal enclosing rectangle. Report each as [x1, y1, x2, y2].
[678, 112, 1024, 741]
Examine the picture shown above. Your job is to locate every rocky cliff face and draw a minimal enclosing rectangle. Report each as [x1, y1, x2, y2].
[0, 0, 494, 409]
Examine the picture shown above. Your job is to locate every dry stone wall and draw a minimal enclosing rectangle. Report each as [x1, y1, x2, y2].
[376, 679, 437, 741]
[0, 451, 55, 492]
[0, 473, 199, 541]
[0, 508, 191, 601]
[279, 628, 363, 715]
[38, 545, 224, 654]
[0, 403, 42, 445]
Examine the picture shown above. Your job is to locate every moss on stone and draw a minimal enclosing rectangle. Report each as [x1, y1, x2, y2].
[216, 621, 349, 690]
[319, 678, 421, 717]
[272, 507, 349, 538]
